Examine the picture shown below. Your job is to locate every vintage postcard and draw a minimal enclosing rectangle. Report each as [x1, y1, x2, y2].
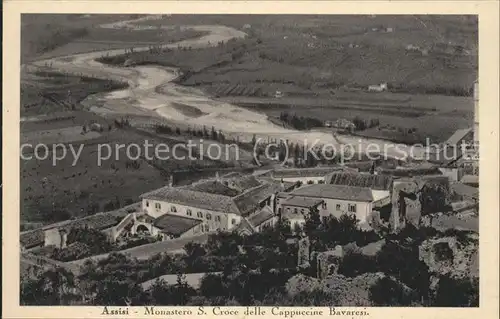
[3, 1, 499, 318]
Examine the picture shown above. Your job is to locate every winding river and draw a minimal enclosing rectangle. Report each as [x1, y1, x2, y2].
[28, 15, 426, 159]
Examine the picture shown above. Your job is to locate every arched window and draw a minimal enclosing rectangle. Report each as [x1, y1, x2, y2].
[146, 201, 149, 207]
[215, 216, 221, 222]
[348, 203, 357, 213]
[171, 206, 177, 212]
[187, 209, 192, 216]
[197, 212, 203, 218]
[206, 213, 212, 220]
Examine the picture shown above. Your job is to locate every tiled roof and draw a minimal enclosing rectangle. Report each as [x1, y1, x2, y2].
[20, 230, 44, 248]
[141, 186, 242, 215]
[445, 128, 473, 146]
[153, 214, 202, 236]
[234, 217, 255, 235]
[221, 172, 244, 178]
[376, 166, 442, 177]
[228, 175, 262, 191]
[325, 172, 393, 191]
[186, 180, 241, 197]
[233, 182, 283, 216]
[281, 196, 324, 208]
[427, 146, 464, 166]
[291, 184, 373, 202]
[19, 203, 139, 249]
[271, 166, 344, 178]
[247, 206, 275, 228]
[451, 182, 479, 199]
[142, 178, 283, 216]
[460, 175, 479, 185]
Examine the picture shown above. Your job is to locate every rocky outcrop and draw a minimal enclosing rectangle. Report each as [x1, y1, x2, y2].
[314, 240, 385, 278]
[391, 177, 451, 231]
[286, 272, 410, 306]
[297, 237, 311, 269]
[419, 233, 479, 279]
[316, 246, 343, 279]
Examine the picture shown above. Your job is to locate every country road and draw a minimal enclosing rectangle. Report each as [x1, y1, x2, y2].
[27, 14, 426, 158]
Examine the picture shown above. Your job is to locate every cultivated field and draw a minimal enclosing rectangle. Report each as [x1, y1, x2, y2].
[92, 14, 476, 143]
[21, 70, 128, 117]
[220, 91, 473, 143]
[20, 114, 232, 226]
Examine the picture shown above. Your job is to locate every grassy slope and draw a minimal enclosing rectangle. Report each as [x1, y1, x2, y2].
[21, 14, 207, 62]
[21, 14, 144, 62]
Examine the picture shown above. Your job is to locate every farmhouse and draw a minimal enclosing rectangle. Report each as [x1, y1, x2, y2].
[368, 83, 388, 92]
[246, 206, 278, 232]
[287, 183, 383, 224]
[325, 171, 393, 191]
[325, 118, 355, 130]
[444, 128, 473, 147]
[277, 194, 325, 230]
[132, 174, 286, 239]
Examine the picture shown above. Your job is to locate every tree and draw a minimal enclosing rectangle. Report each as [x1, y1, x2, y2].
[338, 252, 377, 277]
[352, 116, 366, 131]
[20, 267, 78, 305]
[432, 275, 479, 307]
[303, 206, 322, 240]
[200, 273, 226, 298]
[183, 243, 207, 272]
[251, 134, 257, 147]
[369, 277, 418, 306]
[420, 183, 450, 216]
[211, 126, 218, 140]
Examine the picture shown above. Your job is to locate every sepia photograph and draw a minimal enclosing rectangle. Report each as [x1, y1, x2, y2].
[3, 2, 498, 317]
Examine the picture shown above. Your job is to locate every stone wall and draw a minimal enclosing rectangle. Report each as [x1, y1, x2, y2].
[390, 177, 451, 232]
[419, 233, 479, 279]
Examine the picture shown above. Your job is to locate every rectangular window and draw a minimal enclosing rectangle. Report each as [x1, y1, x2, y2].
[231, 218, 237, 225]
[197, 212, 203, 218]
[146, 201, 149, 207]
[215, 216, 221, 222]
[206, 213, 212, 220]
[171, 206, 177, 212]
[322, 202, 327, 209]
[187, 209, 192, 216]
[336, 204, 341, 211]
[348, 203, 357, 213]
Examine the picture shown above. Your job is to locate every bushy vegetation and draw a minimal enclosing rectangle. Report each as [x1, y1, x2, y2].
[21, 71, 128, 117]
[278, 111, 323, 130]
[21, 217, 479, 306]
